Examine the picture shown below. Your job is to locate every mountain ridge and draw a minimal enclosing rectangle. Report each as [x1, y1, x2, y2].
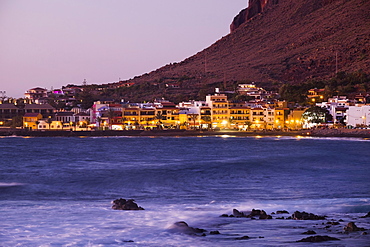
[111, 0, 369, 101]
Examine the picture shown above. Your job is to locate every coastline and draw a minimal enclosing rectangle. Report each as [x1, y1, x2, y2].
[1, 128, 370, 138]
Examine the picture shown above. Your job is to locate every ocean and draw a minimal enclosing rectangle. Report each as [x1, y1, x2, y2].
[0, 135, 369, 246]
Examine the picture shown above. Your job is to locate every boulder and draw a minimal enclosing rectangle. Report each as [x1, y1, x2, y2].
[292, 211, 326, 220]
[276, 210, 290, 214]
[344, 222, 366, 232]
[111, 198, 144, 210]
[168, 221, 206, 235]
[235, 235, 250, 240]
[360, 212, 370, 218]
[302, 230, 317, 235]
[232, 208, 272, 219]
[297, 235, 340, 242]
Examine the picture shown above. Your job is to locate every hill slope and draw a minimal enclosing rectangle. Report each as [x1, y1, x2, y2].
[114, 0, 370, 101]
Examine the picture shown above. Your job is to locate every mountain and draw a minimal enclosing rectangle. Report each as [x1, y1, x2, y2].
[112, 0, 370, 102]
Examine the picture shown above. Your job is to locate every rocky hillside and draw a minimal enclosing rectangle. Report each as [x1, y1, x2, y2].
[111, 0, 370, 102]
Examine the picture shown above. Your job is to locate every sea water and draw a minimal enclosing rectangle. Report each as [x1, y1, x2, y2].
[0, 136, 369, 246]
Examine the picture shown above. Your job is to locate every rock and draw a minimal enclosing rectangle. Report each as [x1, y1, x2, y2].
[297, 235, 340, 242]
[360, 212, 370, 218]
[210, 230, 220, 235]
[327, 221, 340, 225]
[220, 214, 229, 217]
[276, 210, 290, 214]
[292, 211, 326, 220]
[230, 0, 279, 32]
[168, 221, 206, 235]
[302, 230, 317, 235]
[344, 222, 366, 232]
[111, 198, 144, 210]
[232, 208, 272, 219]
[233, 209, 245, 217]
[235, 235, 250, 240]
[259, 214, 272, 219]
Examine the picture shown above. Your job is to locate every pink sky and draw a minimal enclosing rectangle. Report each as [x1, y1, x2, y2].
[0, 0, 246, 98]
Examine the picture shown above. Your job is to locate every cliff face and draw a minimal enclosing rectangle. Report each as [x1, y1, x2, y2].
[230, 0, 279, 32]
[115, 0, 370, 102]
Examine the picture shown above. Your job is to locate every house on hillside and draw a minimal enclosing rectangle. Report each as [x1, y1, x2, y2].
[24, 87, 48, 101]
[307, 88, 325, 103]
[0, 103, 21, 123]
[23, 104, 55, 118]
[23, 113, 42, 130]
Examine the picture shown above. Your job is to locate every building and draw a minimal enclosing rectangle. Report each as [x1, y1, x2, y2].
[307, 88, 325, 103]
[0, 103, 21, 123]
[347, 105, 370, 127]
[206, 93, 229, 129]
[24, 87, 48, 101]
[23, 113, 42, 130]
[229, 103, 250, 130]
[23, 104, 55, 118]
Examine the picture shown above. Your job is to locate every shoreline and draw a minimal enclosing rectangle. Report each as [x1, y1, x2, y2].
[0, 128, 370, 138]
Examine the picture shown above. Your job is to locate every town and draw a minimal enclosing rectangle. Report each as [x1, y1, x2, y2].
[0, 82, 369, 132]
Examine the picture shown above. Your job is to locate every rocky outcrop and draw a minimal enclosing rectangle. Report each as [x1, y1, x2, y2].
[344, 222, 366, 232]
[111, 198, 144, 210]
[167, 221, 206, 235]
[231, 208, 272, 219]
[360, 212, 370, 218]
[230, 0, 279, 32]
[297, 235, 340, 242]
[292, 211, 326, 220]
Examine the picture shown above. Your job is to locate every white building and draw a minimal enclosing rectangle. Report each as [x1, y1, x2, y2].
[316, 96, 350, 124]
[346, 105, 370, 127]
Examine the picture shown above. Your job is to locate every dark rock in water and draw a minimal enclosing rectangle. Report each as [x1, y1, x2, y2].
[210, 230, 220, 235]
[297, 235, 340, 242]
[249, 209, 267, 217]
[302, 230, 316, 235]
[233, 209, 245, 217]
[220, 214, 229, 217]
[360, 212, 370, 218]
[276, 210, 290, 214]
[235, 235, 250, 240]
[111, 198, 144, 210]
[233, 208, 272, 219]
[362, 232, 368, 235]
[327, 221, 340, 225]
[344, 222, 366, 232]
[292, 211, 326, 220]
[259, 214, 272, 219]
[168, 221, 206, 235]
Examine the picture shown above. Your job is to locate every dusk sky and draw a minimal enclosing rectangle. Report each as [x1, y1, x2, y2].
[0, 0, 246, 98]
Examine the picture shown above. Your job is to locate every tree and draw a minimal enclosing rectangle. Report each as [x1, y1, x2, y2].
[244, 120, 252, 130]
[188, 114, 199, 130]
[47, 116, 53, 130]
[35, 120, 40, 130]
[302, 106, 332, 124]
[107, 109, 116, 129]
[155, 112, 163, 129]
[201, 115, 212, 130]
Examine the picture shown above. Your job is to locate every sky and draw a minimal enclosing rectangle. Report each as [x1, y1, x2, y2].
[0, 0, 246, 98]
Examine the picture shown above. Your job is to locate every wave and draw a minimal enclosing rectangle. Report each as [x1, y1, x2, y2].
[0, 182, 25, 188]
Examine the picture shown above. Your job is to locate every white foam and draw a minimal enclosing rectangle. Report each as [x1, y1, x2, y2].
[0, 182, 25, 187]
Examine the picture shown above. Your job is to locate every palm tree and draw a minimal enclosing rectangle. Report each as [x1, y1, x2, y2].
[96, 117, 102, 130]
[107, 109, 115, 130]
[47, 116, 53, 130]
[188, 114, 199, 130]
[244, 120, 252, 131]
[201, 115, 212, 130]
[155, 111, 163, 129]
